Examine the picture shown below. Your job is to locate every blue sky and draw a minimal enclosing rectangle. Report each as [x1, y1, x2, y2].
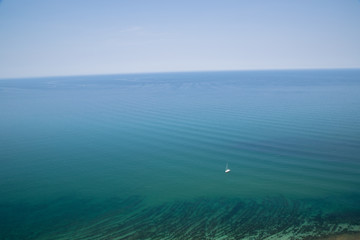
[0, 0, 360, 78]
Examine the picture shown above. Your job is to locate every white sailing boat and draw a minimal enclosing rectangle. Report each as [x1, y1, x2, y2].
[225, 163, 231, 173]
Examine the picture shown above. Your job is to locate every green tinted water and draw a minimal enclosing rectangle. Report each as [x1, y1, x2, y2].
[1, 70, 360, 239]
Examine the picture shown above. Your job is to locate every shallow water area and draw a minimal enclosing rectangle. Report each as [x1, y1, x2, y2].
[1, 70, 360, 239]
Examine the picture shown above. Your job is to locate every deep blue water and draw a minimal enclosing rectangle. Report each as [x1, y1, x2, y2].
[1, 70, 360, 239]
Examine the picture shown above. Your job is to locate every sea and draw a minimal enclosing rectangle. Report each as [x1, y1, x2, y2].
[1, 70, 360, 239]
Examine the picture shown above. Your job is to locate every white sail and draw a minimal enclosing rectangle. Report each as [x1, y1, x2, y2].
[225, 163, 231, 173]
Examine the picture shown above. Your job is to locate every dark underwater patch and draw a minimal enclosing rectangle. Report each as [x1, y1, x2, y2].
[1, 195, 359, 239]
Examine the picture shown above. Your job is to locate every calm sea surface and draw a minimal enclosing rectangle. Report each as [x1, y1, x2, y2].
[1, 70, 360, 239]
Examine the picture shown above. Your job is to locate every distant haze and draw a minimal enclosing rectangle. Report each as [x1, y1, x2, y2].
[0, 0, 360, 79]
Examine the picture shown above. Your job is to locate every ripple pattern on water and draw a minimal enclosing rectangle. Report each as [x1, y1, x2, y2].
[1, 70, 360, 239]
[1, 196, 360, 240]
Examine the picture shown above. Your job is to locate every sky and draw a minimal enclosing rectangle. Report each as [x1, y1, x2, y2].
[0, 0, 360, 79]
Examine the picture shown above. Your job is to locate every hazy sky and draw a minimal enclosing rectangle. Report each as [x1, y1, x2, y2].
[0, 0, 360, 78]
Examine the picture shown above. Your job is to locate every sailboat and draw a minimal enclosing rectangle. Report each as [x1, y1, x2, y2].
[225, 163, 231, 173]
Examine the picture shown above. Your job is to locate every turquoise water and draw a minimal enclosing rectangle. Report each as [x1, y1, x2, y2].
[1, 70, 360, 239]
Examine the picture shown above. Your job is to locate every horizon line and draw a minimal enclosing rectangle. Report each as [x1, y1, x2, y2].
[1, 67, 360, 80]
